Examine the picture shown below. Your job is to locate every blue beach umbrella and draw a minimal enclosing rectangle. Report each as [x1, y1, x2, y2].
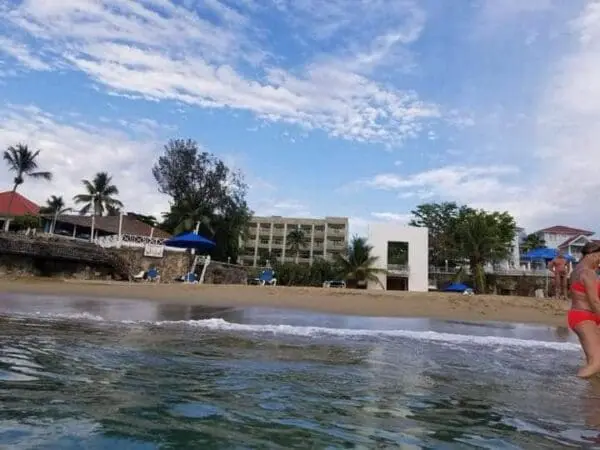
[164, 231, 216, 250]
[521, 248, 575, 262]
[443, 282, 470, 293]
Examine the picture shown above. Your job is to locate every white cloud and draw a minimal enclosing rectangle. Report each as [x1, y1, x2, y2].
[252, 199, 311, 218]
[0, 0, 441, 146]
[0, 37, 51, 71]
[356, 0, 600, 233]
[0, 104, 170, 218]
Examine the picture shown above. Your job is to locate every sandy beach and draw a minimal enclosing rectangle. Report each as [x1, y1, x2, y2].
[0, 278, 569, 326]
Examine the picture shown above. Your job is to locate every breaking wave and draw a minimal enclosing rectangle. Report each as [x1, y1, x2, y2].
[6, 311, 580, 352]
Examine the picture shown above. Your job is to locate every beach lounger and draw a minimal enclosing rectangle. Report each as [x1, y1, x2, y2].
[256, 269, 277, 286]
[146, 268, 160, 282]
[132, 270, 145, 281]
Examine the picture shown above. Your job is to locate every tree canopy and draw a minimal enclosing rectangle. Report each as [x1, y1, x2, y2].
[409, 202, 517, 292]
[3, 143, 52, 215]
[74, 172, 123, 216]
[153, 139, 251, 262]
[520, 233, 546, 253]
[334, 235, 387, 288]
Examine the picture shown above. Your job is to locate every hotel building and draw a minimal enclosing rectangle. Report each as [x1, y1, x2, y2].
[240, 216, 349, 266]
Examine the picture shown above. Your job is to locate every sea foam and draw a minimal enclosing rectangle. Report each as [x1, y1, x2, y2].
[12, 312, 580, 352]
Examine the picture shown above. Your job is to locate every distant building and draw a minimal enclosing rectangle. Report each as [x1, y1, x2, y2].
[46, 214, 171, 247]
[240, 215, 349, 266]
[532, 225, 596, 261]
[367, 223, 429, 292]
[0, 191, 40, 231]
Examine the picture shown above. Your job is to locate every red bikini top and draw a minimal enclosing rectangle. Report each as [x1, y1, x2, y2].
[571, 280, 600, 295]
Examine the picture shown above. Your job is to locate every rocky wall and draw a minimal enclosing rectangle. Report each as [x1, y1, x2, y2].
[112, 248, 248, 284]
[0, 254, 113, 280]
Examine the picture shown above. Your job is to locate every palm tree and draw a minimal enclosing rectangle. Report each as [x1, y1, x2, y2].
[334, 235, 387, 288]
[2, 143, 52, 215]
[286, 228, 307, 263]
[162, 194, 213, 236]
[73, 172, 123, 216]
[39, 195, 72, 234]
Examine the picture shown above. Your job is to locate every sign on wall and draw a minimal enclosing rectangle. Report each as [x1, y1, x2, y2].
[144, 244, 164, 258]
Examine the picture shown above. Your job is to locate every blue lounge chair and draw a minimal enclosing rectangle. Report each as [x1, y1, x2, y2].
[257, 269, 277, 286]
[184, 272, 198, 284]
[146, 268, 160, 282]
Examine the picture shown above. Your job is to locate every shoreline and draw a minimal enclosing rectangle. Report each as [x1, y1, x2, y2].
[0, 278, 570, 327]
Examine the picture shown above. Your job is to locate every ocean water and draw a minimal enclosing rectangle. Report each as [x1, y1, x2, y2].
[0, 294, 598, 449]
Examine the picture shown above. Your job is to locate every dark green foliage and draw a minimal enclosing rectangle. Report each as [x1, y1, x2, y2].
[3, 143, 52, 215]
[520, 233, 546, 253]
[153, 139, 251, 263]
[410, 202, 517, 293]
[73, 172, 123, 216]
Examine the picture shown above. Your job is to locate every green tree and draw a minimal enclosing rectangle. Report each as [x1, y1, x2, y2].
[286, 229, 308, 263]
[73, 172, 123, 216]
[453, 208, 516, 293]
[520, 233, 545, 253]
[2, 143, 52, 215]
[153, 139, 251, 262]
[39, 195, 72, 233]
[409, 202, 462, 266]
[334, 235, 387, 288]
[11, 214, 41, 232]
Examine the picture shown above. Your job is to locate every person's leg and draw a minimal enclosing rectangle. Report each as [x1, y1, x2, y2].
[554, 274, 560, 298]
[574, 321, 600, 378]
[561, 273, 568, 299]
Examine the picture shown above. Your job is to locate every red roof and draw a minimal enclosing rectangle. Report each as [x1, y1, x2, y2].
[536, 225, 594, 236]
[0, 191, 40, 216]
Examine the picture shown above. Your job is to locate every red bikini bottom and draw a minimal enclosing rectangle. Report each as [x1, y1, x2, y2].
[568, 309, 600, 329]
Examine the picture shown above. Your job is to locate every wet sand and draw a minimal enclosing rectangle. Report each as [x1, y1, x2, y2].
[0, 278, 570, 326]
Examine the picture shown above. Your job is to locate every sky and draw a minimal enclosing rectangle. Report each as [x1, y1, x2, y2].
[0, 0, 599, 237]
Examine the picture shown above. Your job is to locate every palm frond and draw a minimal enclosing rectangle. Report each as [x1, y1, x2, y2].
[78, 204, 91, 215]
[30, 171, 52, 181]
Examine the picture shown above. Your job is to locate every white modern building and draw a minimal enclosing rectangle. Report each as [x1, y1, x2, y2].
[367, 223, 429, 292]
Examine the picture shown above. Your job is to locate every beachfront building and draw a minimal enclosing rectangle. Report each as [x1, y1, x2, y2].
[528, 225, 597, 261]
[240, 215, 349, 266]
[0, 191, 40, 231]
[44, 214, 172, 254]
[367, 223, 429, 292]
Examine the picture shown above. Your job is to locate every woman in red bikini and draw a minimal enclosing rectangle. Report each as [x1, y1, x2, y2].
[568, 241, 600, 378]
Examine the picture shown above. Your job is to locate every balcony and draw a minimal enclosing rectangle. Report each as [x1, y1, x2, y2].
[388, 264, 410, 275]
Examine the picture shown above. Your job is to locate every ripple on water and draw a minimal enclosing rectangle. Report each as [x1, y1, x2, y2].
[170, 403, 224, 419]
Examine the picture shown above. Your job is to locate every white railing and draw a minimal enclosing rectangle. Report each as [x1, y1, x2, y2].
[429, 265, 551, 277]
[388, 264, 410, 274]
[95, 234, 186, 252]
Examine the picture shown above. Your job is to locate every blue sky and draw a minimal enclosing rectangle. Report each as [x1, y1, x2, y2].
[1, 0, 600, 236]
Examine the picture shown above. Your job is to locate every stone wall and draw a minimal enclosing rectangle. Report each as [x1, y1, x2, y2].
[431, 273, 549, 296]
[115, 248, 189, 282]
[204, 262, 247, 285]
[0, 253, 114, 280]
[112, 248, 248, 284]
[0, 235, 248, 284]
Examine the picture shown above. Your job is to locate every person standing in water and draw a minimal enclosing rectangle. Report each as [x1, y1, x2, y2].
[567, 242, 600, 378]
[548, 253, 570, 299]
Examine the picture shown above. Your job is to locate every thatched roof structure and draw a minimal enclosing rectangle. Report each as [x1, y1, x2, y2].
[54, 214, 171, 239]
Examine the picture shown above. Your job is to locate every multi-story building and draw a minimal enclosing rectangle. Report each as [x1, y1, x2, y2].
[530, 225, 597, 261]
[240, 216, 348, 266]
